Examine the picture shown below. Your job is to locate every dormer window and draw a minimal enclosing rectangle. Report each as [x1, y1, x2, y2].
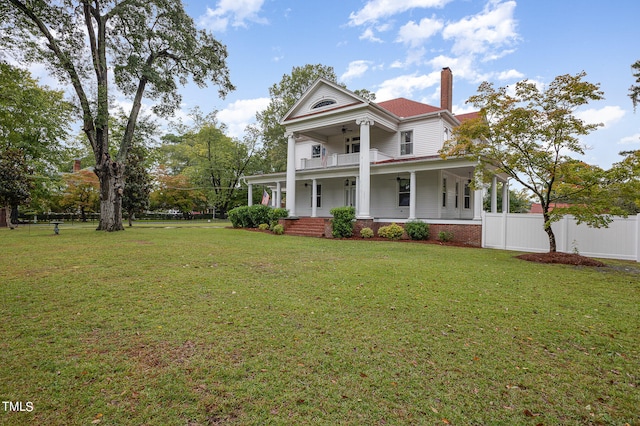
[311, 99, 336, 109]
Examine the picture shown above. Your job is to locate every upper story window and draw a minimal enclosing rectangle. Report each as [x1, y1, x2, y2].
[311, 99, 336, 109]
[311, 144, 321, 159]
[400, 130, 413, 155]
[345, 137, 360, 154]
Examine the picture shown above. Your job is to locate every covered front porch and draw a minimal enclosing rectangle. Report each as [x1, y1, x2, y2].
[245, 158, 510, 223]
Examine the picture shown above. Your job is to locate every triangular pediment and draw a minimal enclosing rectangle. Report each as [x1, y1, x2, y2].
[280, 78, 368, 124]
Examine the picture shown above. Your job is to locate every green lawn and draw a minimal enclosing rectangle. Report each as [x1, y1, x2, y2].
[1, 226, 638, 425]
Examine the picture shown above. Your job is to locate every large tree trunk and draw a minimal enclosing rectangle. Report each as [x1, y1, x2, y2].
[95, 156, 125, 231]
[4, 205, 15, 229]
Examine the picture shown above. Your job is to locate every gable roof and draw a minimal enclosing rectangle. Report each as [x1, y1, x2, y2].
[376, 98, 440, 118]
[280, 77, 368, 124]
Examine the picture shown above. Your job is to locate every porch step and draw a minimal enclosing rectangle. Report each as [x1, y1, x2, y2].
[284, 217, 327, 238]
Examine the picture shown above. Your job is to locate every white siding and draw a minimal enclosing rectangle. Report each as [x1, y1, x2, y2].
[397, 119, 442, 158]
[289, 85, 361, 119]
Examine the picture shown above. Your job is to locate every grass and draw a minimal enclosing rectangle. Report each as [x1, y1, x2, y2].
[1, 225, 638, 425]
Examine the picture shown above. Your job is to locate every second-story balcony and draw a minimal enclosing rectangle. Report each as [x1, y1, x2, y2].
[300, 149, 393, 170]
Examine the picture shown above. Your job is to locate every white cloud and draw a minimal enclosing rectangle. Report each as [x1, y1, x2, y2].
[198, 0, 267, 32]
[427, 55, 486, 82]
[576, 105, 625, 129]
[349, 0, 452, 26]
[341, 60, 373, 82]
[396, 16, 444, 47]
[217, 97, 270, 138]
[359, 27, 384, 43]
[442, 0, 518, 58]
[619, 133, 640, 145]
[496, 69, 524, 80]
[390, 47, 427, 69]
[375, 71, 440, 101]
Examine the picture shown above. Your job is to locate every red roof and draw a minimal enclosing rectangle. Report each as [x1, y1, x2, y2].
[376, 98, 441, 118]
[455, 111, 480, 122]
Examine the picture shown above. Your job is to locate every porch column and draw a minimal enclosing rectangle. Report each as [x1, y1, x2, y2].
[276, 181, 282, 208]
[473, 188, 483, 220]
[409, 171, 416, 220]
[286, 132, 297, 217]
[356, 118, 373, 219]
[502, 179, 510, 213]
[355, 176, 360, 215]
[248, 184, 253, 206]
[491, 176, 498, 213]
[311, 179, 318, 218]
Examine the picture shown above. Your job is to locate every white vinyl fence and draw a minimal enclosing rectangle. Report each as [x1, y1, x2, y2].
[482, 213, 640, 262]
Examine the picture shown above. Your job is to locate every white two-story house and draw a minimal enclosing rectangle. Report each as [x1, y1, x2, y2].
[244, 68, 508, 245]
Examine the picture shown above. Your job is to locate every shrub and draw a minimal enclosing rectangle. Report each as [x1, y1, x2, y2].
[269, 207, 289, 228]
[378, 223, 404, 240]
[360, 227, 374, 238]
[272, 224, 284, 235]
[330, 206, 356, 238]
[227, 205, 249, 228]
[228, 205, 285, 229]
[438, 230, 454, 242]
[247, 204, 271, 228]
[404, 220, 430, 240]
[258, 223, 270, 230]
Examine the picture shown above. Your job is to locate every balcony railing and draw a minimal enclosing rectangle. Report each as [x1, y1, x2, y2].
[300, 149, 393, 170]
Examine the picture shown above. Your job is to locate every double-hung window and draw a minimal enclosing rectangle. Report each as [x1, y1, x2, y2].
[442, 178, 447, 207]
[464, 181, 471, 209]
[398, 178, 410, 207]
[310, 184, 322, 208]
[311, 144, 321, 159]
[400, 131, 413, 155]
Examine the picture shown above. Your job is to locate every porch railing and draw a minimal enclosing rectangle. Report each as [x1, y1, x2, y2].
[300, 149, 393, 170]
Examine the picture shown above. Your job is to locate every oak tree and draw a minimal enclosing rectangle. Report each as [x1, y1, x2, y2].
[1, 0, 234, 231]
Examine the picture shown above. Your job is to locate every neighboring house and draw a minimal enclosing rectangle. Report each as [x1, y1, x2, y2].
[244, 68, 508, 245]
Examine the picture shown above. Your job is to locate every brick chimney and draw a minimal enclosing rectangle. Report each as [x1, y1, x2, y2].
[440, 67, 453, 112]
[73, 159, 81, 173]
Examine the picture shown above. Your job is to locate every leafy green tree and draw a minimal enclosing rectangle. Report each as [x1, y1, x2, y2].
[122, 145, 152, 226]
[159, 110, 259, 217]
[630, 60, 640, 111]
[1, 1, 234, 231]
[150, 166, 205, 218]
[442, 72, 609, 252]
[0, 149, 33, 228]
[607, 150, 640, 214]
[484, 186, 532, 213]
[110, 111, 155, 226]
[0, 62, 74, 221]
[254, 64, 376, 172]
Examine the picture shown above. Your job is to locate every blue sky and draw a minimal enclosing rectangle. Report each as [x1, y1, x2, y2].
[15, 0, 639, 169]
[172, 0, 639, 169]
